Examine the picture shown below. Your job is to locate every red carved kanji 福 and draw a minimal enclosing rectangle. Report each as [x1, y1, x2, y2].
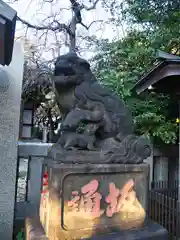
[68, 179, 104, 219]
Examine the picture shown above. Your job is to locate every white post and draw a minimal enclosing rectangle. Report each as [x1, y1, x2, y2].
[0, 40, 24, 239]
[154, 156, 168, 182]
[42, 126, 48, 143]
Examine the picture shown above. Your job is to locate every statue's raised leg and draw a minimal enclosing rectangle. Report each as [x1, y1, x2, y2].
[61, 108, 103, 131]
[59, 132, 96, 150]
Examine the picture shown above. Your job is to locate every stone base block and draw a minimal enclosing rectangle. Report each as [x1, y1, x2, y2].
[87, 220, 168, 240]
[40, 162, 150, 239]
[25, 217, 168, 240]
[25, 217, 48, 240]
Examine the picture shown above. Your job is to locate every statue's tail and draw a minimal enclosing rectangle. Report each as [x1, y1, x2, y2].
[127, 135, 151, 160]
[101, 134, 152, 164]
[116, 133, 151, 158]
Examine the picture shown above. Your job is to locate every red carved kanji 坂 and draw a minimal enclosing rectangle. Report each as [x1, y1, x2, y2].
[68, 179, 104, 219]
[105, 182, 120, 217]
[105, 179, 135, 217]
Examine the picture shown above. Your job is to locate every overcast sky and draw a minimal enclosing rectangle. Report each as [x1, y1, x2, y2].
[9, 0, 124, 60]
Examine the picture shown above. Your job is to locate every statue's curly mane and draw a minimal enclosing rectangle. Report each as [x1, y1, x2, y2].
[74, 76, 134, 137]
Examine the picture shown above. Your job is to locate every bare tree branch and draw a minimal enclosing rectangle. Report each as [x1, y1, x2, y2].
[81, 20, 103, 30]
[80, 0, 100, 10]
[69, 0, 100, 11]
[17, 16, 74, 37]
[16, 0, 106, 56]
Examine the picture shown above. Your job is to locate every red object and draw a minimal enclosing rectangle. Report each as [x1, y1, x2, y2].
[68, 179, 104, 219]
[43, 172, 48, 179]
[105, 183, 120, 217]
[105, 179, 135, 217]
[42, 172, 49, 194]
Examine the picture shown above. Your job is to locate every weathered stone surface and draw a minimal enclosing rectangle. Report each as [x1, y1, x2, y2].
[0, 41, 24, 239]
[86, 220, 168, 240]
[25, 217, 48, 240]
[51, 53, 151, 164]
[26, 218, 168, 240]
[47, 141, 150, 164]
[40, 162, 149, 240]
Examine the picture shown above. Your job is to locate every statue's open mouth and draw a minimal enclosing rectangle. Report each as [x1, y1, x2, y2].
[54, 75, 78, 87]
[54, 66, 78, 87]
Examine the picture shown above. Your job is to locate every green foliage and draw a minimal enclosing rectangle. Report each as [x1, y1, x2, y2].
[92, 28, 179, 145]
[16, 229, 25, 240]
[103, 0, 180, 55]
[93, 31, 155, 92]
[76, 122, 86, 133]
[134, 112, 178, 144]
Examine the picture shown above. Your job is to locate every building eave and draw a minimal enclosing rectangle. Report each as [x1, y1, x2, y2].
[132, 59, 180, 95]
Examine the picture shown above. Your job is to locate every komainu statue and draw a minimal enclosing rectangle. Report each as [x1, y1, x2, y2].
[50, 53, 151, 163]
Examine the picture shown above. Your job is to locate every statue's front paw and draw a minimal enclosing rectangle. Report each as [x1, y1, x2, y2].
[63, 144, 77, 151]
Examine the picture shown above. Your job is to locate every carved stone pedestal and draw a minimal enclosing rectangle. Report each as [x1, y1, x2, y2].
[25, 217, 168, 240]
[24, 143, 169, 240]
[38, 150, 152, 240]
[24, 151, 168, 240]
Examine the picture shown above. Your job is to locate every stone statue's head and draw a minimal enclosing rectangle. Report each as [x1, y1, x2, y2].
[54, 53, 91, 89]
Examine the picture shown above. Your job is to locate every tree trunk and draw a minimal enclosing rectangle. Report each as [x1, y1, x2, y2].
[69, 15, 77, 52]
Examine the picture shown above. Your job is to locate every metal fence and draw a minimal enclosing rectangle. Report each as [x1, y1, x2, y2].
[148, 180, 180, 239]
[151, 180, 179, 200]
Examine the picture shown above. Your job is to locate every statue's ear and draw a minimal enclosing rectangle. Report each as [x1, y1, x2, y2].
[78, 58, 90, 70]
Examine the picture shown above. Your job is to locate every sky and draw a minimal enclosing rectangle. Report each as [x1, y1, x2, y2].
[8, 0, 124, 60]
